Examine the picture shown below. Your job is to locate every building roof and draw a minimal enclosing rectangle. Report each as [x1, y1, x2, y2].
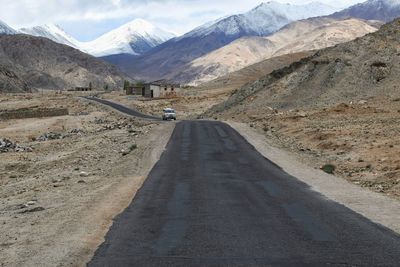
[147, 79, 180, 87]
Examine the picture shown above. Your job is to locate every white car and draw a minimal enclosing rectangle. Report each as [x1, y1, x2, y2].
[162, 108, 177, 120]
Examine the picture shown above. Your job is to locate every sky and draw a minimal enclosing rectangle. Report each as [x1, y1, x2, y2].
[0, 0, 365, 41]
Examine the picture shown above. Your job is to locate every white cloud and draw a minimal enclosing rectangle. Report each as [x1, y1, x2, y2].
[0, 0, 365, 41]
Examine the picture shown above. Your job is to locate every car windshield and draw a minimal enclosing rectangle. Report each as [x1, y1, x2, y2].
[165, 110, 175, 113]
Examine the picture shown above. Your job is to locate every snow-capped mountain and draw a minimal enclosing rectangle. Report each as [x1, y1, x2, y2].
[17, 19, 175, 57]
[0, 20, 16, 35]
[330, 0, 400, 22]
[183, 1, 339, 39]
[106, 1, 339, 82]
[171, 18, 380, 85]
[19, 24, 80, 48]
[81, 19, 176, 57]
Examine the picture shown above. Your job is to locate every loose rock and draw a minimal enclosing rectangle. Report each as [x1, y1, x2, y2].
[79, 171, 89, 177]
[0, 138, 33, 153]
[37, 132, 64, 142]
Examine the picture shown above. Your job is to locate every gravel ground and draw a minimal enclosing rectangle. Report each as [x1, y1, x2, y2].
[0, 92, 175, 266]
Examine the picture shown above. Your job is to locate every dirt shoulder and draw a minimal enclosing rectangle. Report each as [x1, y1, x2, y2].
[229, 121, 400, 234]
[214, 96, 400, 199]
[0, 92, 175, 267]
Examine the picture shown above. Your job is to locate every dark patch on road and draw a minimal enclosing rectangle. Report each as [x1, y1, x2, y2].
[89, 121, 400, 266]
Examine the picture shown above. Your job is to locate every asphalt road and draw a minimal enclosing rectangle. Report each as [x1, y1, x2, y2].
[84, 97, 161, 120]
[88, 120, 400, 266]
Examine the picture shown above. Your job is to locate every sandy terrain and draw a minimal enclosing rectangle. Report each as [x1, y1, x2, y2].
[0, 92, 174, 266]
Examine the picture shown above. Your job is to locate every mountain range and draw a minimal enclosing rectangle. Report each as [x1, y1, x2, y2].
[1, 0, 400, 92]
[330, 0, 400, 22]
[181, 1, 338, 39]
[18, 19, 175, 57]
[169, 17, 381, 85]
[102, 1, 339, 81]
[101, 0, 400, 84]
[1, 1, 340, 61]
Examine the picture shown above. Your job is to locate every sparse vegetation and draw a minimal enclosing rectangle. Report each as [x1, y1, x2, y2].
[321, 164, 336, 174]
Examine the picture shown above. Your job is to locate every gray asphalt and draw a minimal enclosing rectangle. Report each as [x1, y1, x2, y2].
[84, 97, 161, 120]
[88, 120, 400, 266]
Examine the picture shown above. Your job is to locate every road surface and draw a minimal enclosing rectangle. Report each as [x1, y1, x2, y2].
[88, 120, 400, 266]
[84, 97, 161, 120]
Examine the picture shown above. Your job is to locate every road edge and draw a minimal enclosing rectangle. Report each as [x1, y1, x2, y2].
[77, 122, 176, 266]
[228, 121, 400, 234]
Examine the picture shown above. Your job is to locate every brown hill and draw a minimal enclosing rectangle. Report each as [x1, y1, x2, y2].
[171, 18, 381, 85]
[0, 66, 30, 93]
[199, 51, 313, 94]
[209, 18, 400, 114]
[0, 34, 129, 93]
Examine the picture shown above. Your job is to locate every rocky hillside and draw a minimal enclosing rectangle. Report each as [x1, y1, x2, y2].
[171, 18, 380, 85]
[199, 51, 313, 94]
[209, 18, 400, 113]
[0, 34, 129, 92]
[0, 66, 30, 93]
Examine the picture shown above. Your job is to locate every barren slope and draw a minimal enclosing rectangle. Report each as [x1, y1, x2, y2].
[0, 66, 31, 93]
[0, 35, 129, 92]
[173, 18, 380, 85]
[210, 18, 400, 113]
[199, 51, 313, 93]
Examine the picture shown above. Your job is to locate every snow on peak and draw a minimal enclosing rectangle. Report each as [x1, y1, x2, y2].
[0, 20, 16, 35]
[82, 19, 176, 57]
[250, 1, 338, 21]
[185, 1, 338, 38]
[19, 24, 80, 48]
[331, 0, 400, 22]
[16, 19, 175, 57]
[113, 18, 175, 42]
[121, 19, 159, 35]
[369, 0, 400, 5]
